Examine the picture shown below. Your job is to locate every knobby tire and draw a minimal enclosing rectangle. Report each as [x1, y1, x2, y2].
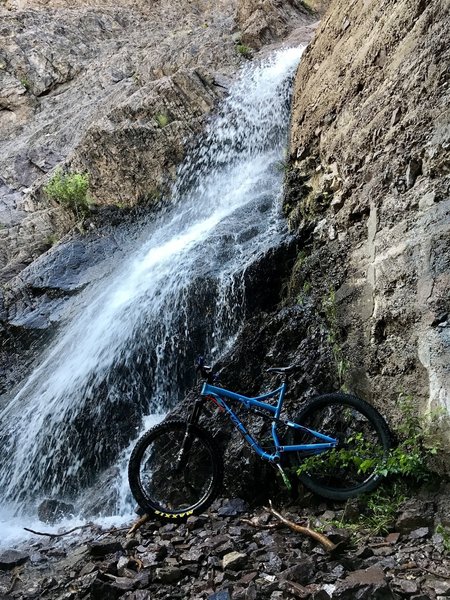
[293, 393, 391, 500]
[128, 419, 223, 521]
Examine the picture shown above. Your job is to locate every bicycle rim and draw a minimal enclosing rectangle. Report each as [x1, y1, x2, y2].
[131, 421, 219, 516]
[294, 394, 391, 499]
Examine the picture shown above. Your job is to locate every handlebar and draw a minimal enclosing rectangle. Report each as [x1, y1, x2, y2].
[195, 355, 216, 384]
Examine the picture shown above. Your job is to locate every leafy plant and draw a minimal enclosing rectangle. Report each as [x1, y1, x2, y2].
[333, 482, 406, 537]
[436, 524, 450, 554]
[45, 233, 59, 247]
[379, 394, 443, 481]
[296, 431, 385, 479]
[44, 169, 90, 218]
[361, 483, 406, 534]
[297, 394, 442, 490]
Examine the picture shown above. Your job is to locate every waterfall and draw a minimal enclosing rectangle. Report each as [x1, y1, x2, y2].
[0, 47, 304, 532]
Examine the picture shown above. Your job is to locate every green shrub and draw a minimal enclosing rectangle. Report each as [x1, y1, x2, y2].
[322, 482, 407, 537]
[44, 169, 90, 217]
[436, 524, 450, 554]
[20, 77, 31, 90]
[377, 394, 443, 481]
[45, 233, 59, 247]
[236, 44, 253, 59]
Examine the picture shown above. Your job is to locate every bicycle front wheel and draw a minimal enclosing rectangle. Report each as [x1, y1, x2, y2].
[128, 419, 223, 520]
[292, 393, 391, 500]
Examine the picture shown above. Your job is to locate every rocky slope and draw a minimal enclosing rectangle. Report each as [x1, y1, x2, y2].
[282, 0, 450, 431]
[1, 491, 450, 599]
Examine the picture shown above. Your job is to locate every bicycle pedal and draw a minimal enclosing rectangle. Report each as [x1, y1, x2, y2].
[275, 463, 292, 491]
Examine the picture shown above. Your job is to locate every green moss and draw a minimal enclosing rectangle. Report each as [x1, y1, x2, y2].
[436, 524, 450, 554]
[138, 187, 162, 205]
[299, 0, 316, 13]
[154, 113, 170, 128]
[236, 44, 253, 59]
[299, 190, 333, 222]
[20, 77, 30, 91]
[45, 233, 59, 247]
[320, 286, 349, 386]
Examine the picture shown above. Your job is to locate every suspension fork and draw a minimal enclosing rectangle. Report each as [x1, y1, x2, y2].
[175, 398, 205, 470]
[188, 397, 206, 426]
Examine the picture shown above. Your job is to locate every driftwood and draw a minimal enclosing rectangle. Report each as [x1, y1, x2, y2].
[23, 524, 92, 539]
[23, 523, 130, 541]
[127, 513, 151, 536]
[262, 500, 338, 553]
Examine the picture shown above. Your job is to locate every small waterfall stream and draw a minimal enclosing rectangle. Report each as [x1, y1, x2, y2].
[0, 47, 304, 541]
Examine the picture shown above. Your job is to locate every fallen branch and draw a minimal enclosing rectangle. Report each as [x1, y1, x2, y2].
[127, 513, 151, 536]
[264, 500, 338, 553]
[23, 524, 92, 539]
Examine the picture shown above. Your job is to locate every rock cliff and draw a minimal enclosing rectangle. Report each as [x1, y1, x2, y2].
[0, 0, 314, 283]
[284, 0, 450, 426]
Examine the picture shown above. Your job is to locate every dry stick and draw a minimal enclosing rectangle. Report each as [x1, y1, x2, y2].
[23, 523, 130, 541]
[23, 524, 92, 538]
[264, 500, 337, 553]
[127, 513, 151, 536]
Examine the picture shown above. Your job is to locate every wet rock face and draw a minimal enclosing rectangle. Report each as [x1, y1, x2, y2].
[170, 302, 336, 502]
[37, 499, 75, 524]
[286, 0, 450, 427]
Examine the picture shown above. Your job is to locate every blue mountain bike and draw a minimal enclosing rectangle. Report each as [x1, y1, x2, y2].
[128, 358, 391, 520]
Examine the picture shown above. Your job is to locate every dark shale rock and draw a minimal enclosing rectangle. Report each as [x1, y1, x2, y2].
[218, 498, 249, 517]
[91, 573, 135, 600]
[409, 527, 430, 540]
[280, 557, 317, 584]
[395, 500, 435, 533]
[222, 551, 248, 571]
[333, 566, 395, 600]
[88, 538, 123, 557]
[37, 498, 75, 524]
[0, 549, 29, 570]
[2, 500, 450, 599]
[208, 590, 232, 600]
[154, 566, 184, 583]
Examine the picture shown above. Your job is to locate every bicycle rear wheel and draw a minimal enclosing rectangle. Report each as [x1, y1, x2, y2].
[128, 419, 223, 520]
[292, 393, 391, 500]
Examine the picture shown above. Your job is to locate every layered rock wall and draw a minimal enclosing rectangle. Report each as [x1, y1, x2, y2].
[285, 0, 450, 421]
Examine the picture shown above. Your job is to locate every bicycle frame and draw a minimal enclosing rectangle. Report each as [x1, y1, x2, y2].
[200, 381, 338, 462]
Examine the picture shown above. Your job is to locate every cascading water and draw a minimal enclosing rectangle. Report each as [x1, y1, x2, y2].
[0, 46, 304, 539]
